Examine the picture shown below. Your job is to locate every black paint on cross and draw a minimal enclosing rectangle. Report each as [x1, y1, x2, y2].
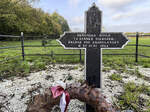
[58, 3, 128, 112]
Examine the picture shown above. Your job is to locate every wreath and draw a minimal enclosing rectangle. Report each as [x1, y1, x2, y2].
[26, 82, 116, 112]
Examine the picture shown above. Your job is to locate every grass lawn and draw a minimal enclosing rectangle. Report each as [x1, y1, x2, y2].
[0, 36, 150, 78]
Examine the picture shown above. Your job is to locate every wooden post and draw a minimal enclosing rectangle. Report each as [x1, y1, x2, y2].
[58, 3, 128, 112]
[85, 4, 101, 112]
[21, 32, 25, 61]
[135, 32, 139, 62]
[51, 51, 54, 59]
[79, 49, 82, 63]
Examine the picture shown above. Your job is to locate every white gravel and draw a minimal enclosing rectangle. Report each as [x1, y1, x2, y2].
[0, 64, 150, 112]
[139, 67, 150, 78]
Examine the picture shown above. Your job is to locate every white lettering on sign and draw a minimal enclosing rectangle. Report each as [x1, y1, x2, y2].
[95, 38, 114, 41]
[68, 41, 82, 44]
[92, 41, 119, 44]
[78, 37, 93, 41]
[84, 41, 91, 44]
[99, 34, 111, 37]
[83, 44, 87, 47]
[100, 45, 108, 47]
[77, 34, 96, 37]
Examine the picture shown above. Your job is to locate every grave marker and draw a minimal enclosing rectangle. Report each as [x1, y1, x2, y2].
[58, 3, 128, 112]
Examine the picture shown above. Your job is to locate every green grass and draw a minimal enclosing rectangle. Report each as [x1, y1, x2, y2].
[102, 67, 111, 72]
[117, 82, 150, 112]
[109, 73, 123, 82]
[0, 37, 150, 78]
[0, 57, 52, 78]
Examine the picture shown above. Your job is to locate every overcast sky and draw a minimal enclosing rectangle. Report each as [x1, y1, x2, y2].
[34, 0, 150, 32]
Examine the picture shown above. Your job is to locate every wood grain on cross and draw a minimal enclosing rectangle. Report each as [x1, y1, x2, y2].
[58, 3, 128, 112]
[85, 3, 102, 111]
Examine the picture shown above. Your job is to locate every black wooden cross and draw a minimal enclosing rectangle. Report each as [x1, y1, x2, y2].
[58, 3, 128, 112]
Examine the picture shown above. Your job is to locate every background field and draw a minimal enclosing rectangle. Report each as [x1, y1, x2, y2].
[0, 36, 150, 78]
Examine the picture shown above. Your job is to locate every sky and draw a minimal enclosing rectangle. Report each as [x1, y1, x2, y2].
[34, 0, 150, 32]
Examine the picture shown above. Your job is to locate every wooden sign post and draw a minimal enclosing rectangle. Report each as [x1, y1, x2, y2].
[58, 3, 128, 112]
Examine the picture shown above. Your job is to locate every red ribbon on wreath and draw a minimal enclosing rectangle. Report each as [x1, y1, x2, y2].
[50, 86, 70, 112]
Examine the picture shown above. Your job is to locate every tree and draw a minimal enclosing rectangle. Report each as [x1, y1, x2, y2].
[0, 0, 70, 39]
[51, 12, 70, 33]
